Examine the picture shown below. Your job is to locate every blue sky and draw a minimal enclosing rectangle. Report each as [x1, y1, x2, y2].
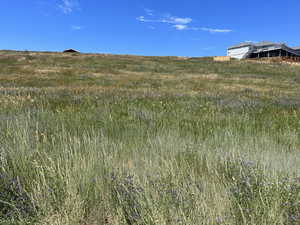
[1, 0, 300, 56]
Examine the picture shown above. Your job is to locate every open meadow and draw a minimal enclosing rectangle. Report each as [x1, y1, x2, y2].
[0, 50, 299, 225]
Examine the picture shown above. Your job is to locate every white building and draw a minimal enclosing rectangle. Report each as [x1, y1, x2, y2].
[227, 41, 300, 59]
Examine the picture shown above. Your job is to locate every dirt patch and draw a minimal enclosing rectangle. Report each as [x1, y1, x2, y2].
[17, 57, 27, 62]
[221, 84, 271, 92]
[35, 68, 61, 74]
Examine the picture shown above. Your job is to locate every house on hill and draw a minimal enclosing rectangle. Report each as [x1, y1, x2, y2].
[227, 41, 300, 59]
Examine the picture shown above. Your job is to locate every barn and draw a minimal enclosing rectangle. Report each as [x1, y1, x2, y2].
[227, 41, 300, 59]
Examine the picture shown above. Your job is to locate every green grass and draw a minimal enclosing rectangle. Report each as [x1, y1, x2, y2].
[0, 50, 299, 224]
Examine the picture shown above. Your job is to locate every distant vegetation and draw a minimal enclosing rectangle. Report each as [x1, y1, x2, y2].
[0, 51, 299, 225]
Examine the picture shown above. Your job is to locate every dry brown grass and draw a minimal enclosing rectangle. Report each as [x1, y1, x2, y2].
[0, 49, 300, 98]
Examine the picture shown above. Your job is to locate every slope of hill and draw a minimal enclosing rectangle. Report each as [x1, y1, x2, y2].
[0, 51, 299, 225]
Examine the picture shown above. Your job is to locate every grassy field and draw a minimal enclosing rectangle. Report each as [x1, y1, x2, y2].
[0, 50, 299, 225]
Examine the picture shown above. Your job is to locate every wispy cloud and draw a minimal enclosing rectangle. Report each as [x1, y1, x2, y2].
[71, 25, 83, 30]
[137, 15, 192, 25]
[58, 0, 80, 14]
[137, 8, 232, 34]
[137, 9, 192, 26]
[200, 27, 232, 34]
[173, 25, 232, 33]
[173, 24, 188, 30]
[137, 16, 147, 22]
[167, 17, 192, 25]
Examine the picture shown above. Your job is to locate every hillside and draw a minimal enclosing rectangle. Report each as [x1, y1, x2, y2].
[0, 50, 300, 225]
[1, 50, 300, 96]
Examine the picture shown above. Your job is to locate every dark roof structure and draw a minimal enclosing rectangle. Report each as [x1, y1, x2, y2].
[63, 49, 80, 53]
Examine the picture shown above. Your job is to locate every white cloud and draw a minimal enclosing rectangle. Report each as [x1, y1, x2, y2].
[200, 27, 232, 33]
[136, 14, 192, 25]
[175, 26, 232, 33]
[136, 9, 232, 34]
[58, 0, 80, 14]
[137, 16, 146, 22]
[173, 24, 188, 30]
[71, 25, 82, 30]
[167, 17, 192, 25]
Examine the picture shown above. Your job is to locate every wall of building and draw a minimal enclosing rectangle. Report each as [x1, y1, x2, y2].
[227, 46, 251, 59]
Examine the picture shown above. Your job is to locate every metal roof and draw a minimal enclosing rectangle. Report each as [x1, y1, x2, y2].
[254, 41, 280, 47]
[228, 41, 285, 50]
[228, 42, 254, 50]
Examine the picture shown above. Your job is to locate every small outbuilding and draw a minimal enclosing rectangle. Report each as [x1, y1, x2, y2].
[63, 49, 80, 53]
[213, 56, 231, 62]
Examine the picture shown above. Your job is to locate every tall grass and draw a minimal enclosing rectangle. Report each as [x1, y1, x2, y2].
[0, 51, 299, 224]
